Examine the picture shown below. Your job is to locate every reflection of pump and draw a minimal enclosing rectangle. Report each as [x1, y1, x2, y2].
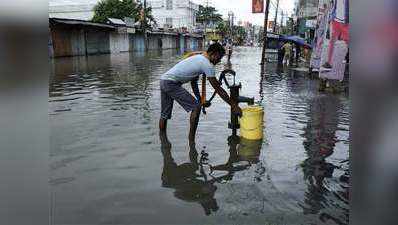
[208, 135, 263, 183]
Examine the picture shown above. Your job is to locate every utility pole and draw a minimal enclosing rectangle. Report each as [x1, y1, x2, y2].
[204, 0, 210, 46]
[143, 0, 148, 51]
[273, 0, 280, 33]
[280, 11, 284, 34]
[228, 11, 233, 39]
[260, 0, 271, 65]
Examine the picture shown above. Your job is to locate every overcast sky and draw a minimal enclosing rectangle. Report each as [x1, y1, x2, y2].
[192, 0, 296, 26]
[49, 0, 296, 26]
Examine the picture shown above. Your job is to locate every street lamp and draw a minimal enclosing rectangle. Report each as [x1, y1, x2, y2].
[228, 11, 234, 43]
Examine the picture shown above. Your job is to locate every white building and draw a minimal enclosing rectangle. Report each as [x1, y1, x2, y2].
[148, 0, 199, 30]
[49, 0, 99, 20]
[49, 4, 96, 20]
[49, 0, 199, 30]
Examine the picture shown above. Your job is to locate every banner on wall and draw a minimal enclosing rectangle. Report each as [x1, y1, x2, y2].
[311, 0, 349, 81]
[310, 0, 330, 69]
[252, 0, 264, 13]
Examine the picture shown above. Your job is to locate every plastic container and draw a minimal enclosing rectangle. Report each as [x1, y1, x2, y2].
[239, 105, 264, 140]
[238, 138, 263, 163]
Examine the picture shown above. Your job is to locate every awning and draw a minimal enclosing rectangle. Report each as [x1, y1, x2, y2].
[280, 35, 312, 48]
[50, 18, 116, 29]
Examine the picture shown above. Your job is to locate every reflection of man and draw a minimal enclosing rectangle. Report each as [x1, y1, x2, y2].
[160, 135, 219, 216]
[323, 0, 349, 69]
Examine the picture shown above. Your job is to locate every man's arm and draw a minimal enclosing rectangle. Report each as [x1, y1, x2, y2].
[208, 76, 242, 116]
[191, 78, 201, 102]
[207, 77, 234, 106]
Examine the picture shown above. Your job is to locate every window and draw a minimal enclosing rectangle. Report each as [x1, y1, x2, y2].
[166, 18, 173, 27]
[166, 0, 173, 10]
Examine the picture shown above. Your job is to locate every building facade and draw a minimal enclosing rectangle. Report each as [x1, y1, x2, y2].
[295, 0, 321, 42]
[148, 0, 199, 31]
[49, 3, 96, 20]
[49, 18, 203, 58]
[50, 0, 199, 31]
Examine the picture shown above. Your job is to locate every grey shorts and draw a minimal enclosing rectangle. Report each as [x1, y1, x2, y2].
[160, 79, 200, 119]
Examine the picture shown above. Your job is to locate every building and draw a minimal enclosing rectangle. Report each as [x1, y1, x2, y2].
[49, 18, 203, 57]
[148, 0, 199, 31]
[49, 0, 98, 20]
[50, 0, 199, 32]
[295, 0, 320, 42]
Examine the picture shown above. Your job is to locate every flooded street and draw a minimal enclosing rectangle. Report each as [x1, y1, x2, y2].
[50, 47, 349, 225]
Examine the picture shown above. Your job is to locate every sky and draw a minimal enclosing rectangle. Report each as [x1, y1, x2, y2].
[192, 0, 297, 26]
[49, 0, 297, 26]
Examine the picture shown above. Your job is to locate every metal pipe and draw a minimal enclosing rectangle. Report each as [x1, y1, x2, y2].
[261, 0, 271, 65]
[228, 85, 240, 136]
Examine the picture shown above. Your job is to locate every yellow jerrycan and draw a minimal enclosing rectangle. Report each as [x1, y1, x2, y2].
[239, 105, 264, 140]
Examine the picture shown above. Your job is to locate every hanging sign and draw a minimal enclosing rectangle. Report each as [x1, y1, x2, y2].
[252, 0, 264, 13]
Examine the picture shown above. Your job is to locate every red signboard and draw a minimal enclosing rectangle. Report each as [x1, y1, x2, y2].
[252, 0, 264, 13]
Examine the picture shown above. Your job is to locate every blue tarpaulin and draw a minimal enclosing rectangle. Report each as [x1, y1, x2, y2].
[279, 35, 312, 48]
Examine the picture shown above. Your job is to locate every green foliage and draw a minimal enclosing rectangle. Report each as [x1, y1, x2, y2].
[232, 25, 247, 45]
[215, 21, 229, 38]
[196, 5, 223, 25]
[92, 0, 156, 28]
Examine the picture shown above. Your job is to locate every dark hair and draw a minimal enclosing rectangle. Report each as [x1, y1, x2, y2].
[207, 43, 226, 56]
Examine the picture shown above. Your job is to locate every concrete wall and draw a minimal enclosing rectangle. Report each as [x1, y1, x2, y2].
[51, 26, 73, 57]
[132, 34, 145, 52]
[183, 35, 200, 51]
[110, 32, 129, 53]
[86, 29, 110, 55]
[70, 29, 86, 56]
[50, 24, 203, 57]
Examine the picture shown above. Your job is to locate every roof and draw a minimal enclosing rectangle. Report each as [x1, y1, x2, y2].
[108, 18, 126, 26]
[266, 32, 280, 39]
[49, 18, 116, 29]
[183, 33, 204, 38]
[149, 30, 178, 36]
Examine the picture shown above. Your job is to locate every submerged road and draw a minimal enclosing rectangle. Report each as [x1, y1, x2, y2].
[50, 47, 349, 225]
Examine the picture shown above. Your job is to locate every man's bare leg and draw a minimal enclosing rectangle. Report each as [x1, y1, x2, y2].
[159, 118, 171, 148]
[159, 118, 167, 131]
[188, 106, 201, 147]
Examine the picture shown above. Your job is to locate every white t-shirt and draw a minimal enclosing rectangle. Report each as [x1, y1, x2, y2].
[161, 54, 215, 83]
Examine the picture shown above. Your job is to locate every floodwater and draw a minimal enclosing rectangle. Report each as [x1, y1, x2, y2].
[50, 47, 349, 225]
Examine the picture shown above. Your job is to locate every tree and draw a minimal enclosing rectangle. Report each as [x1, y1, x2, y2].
[232, 26, 247, 45]
[215, 21, 229, 39]
[196, 5, 223, 28]
[92, 0, 156, 28]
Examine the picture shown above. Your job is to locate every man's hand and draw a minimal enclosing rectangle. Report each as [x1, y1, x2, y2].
[231, 104, 242, 117]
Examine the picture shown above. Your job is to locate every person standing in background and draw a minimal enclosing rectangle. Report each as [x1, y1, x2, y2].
[277, 41, 285, 66]
[282, 42, 292, 66]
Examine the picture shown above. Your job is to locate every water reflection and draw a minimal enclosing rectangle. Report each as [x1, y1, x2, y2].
[160, 135, 219, 216]
[160, 133, 265, 216]
[210, 136, 263, 182]
[300, 94, 349, 224]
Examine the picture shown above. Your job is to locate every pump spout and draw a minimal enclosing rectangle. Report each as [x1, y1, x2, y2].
[238, 96, 255, 105]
